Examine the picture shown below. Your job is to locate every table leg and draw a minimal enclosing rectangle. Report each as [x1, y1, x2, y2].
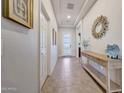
[106, 62, 111, 93]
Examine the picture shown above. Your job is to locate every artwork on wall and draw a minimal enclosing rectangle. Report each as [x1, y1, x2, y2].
[92, 15, 109, 39]
[52, 28, 57, 45]
[52, 29, 54, 45]
[3, 0, 33, 28]
[55, 31, 56, 45]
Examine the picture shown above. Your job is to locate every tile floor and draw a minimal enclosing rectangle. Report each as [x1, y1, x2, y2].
[41, 57, 105, 93]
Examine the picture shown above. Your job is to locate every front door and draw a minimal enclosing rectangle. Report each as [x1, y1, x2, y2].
[62, 32, 75, 56]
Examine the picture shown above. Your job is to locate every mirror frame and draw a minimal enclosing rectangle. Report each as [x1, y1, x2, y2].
[92, 15, 108, 39]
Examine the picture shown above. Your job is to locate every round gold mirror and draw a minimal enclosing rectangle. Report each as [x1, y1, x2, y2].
[92, 15, 108, 39]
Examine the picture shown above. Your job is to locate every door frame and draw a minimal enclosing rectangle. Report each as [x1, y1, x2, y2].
[40, 1, 50, 90]
[76, 21, 83, 58]
[60, 30, 76, 57]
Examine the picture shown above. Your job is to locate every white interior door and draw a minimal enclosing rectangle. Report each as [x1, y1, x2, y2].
[40, 11, 48, 88]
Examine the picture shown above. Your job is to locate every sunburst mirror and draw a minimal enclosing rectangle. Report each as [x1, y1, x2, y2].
[92, 15, 109, 39]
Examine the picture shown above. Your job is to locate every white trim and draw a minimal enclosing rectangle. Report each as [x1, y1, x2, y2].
[41, 1, 50, 21]
[74, 0, 97, 26]
[50, 0, 58, 26]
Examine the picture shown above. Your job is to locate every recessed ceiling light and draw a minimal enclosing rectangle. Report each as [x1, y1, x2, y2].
[67, 15, 71, 19]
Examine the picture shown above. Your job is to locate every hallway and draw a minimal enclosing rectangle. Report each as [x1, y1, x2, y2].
[1, 0, 122, 93]
[42, 57, 105, 93]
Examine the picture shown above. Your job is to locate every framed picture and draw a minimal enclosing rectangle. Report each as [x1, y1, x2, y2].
[52, 28, 57, 45]
[55, 31, 56, 45]
[3, 0, 33, 28]
[52, 28, 55, 45]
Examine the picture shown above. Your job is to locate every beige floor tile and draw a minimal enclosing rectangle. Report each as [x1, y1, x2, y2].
[41, 57, 105, 93]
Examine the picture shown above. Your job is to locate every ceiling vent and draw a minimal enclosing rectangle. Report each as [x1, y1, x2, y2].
[67, 3, 74, 9]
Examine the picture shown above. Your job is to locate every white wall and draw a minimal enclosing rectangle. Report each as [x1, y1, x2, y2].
[42, 0, 58, 75]
[81, 0, 122, 84]
[1, 0, 40, 93]
[58, 27, 76, 57]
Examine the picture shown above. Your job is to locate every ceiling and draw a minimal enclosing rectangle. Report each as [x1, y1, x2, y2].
[51, 0, 97, 28]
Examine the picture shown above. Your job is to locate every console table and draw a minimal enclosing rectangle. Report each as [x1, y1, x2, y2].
[81, 51, 122, 93]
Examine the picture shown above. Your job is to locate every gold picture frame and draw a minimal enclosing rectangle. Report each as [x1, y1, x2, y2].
[3, 0, 33, 28]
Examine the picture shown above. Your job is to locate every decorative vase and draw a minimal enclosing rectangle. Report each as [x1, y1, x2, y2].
[82, 39, 90, 50]
[105, 44, 120, 59]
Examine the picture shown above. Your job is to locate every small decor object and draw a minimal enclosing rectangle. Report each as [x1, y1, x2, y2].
[3, 0, 33, 28]
[92, 15, 108, 39]
[105, 44, 120, 59]
[82, 39, 90, 49]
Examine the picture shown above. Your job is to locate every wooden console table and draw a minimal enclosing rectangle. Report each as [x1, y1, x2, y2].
[81, 51, 122, 93]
